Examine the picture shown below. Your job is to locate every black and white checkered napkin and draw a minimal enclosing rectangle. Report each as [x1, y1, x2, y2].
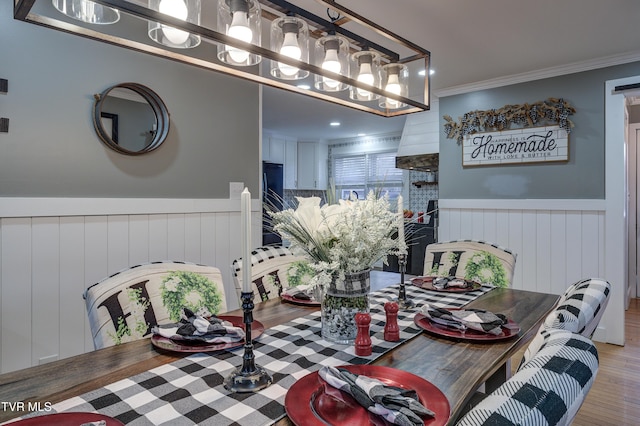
[42, 284, 492, 426]
[281, 285, 312, 300]
[419, 303, 507, 335]
[432, 276, 472, 289]
[318, 365, 435, 426]
[151, 308, 245, 344]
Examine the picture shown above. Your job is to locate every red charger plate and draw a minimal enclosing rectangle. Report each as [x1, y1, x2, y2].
[285, 364, 450, 426]
[9, 412, 123, 425]
[411, 276, 482, 293]
[151, 315, 264, 353]
[281, 293, 321, 307]
[414, 312, 520, 341]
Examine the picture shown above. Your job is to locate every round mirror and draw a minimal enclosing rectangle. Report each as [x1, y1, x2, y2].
[93, 83, 170, 155]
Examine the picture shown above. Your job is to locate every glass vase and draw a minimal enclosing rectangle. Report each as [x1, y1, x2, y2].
[321, 269, 370, 344]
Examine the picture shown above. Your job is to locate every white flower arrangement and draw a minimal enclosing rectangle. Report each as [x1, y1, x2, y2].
[269, 190, 403, 288]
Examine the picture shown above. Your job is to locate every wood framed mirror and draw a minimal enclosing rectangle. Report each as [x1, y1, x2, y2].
[93, 83, 170, 155]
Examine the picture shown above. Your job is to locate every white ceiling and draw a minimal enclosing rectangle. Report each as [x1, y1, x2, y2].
[262, 0, 640, 141]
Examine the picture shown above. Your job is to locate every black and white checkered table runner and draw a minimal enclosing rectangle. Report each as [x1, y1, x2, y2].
[44, 285, 493, 426]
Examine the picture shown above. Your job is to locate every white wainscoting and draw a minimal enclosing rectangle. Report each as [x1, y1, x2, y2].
[0, 198, 261, 374]
[438, 199, 609, 339]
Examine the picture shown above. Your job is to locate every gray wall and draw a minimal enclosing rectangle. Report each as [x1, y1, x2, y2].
[0, 2, 259, 198]
[439, 62, 640, 199]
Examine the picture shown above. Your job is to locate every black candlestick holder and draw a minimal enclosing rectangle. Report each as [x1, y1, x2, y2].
[397, 254, 414, 309]
[223, 291, 272, 393]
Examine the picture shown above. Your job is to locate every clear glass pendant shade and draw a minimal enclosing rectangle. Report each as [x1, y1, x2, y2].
[379, 63, 408, 109]
[314, 35, 350, 92]
[270, 16, 309, 80]
[217, 0, 262, 66]
[51, 0, 120, 24]
[148, 0, 201, 49]
[349, 51, 381, 101]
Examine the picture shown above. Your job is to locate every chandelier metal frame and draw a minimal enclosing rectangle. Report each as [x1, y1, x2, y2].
[14, 0, 430, 117]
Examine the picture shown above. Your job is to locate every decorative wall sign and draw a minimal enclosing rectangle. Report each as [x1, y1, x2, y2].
[463, 126, 568, 166]
[444, 98, 575, 145]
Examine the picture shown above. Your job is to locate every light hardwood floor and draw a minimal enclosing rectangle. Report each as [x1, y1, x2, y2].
[512, 298, 640, 425]
[574, 297, 640, 425]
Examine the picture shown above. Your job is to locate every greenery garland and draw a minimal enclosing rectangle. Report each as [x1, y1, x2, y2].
[107, 287, 149, 345]
[161, 271, 223, 321]
[286, 260, 316, 288]
[464, 251, 508, 288]
[444, 97, 576, 144]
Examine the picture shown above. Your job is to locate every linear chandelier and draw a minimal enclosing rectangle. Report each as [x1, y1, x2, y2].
[15, 0, 431, 117]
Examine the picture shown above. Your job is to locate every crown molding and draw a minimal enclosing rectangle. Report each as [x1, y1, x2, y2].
[435, 50, 640, 98]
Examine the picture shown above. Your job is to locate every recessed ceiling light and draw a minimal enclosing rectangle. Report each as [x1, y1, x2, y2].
[297, 84, 311, 90]
[419, 69, 435, 76]
[330, 121, 340, 126]
[418, 69, 426, 76]
[358, 133, 366, 137]
[430, 69, 435, 75]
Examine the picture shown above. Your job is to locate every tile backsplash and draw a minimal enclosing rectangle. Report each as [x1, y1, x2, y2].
[408, 170, 438, 215]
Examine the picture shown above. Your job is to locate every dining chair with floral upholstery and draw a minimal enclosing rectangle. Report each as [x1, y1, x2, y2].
[423, 240, 517, 288]
[519, 277, 611, 368]
[84, 261, 228, 349]
[231, 245, 306, 302]
[456, 329, 599, 426]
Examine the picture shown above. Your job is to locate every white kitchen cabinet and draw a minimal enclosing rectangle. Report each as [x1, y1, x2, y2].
[317, 142, 328, 190]
[264, 136, 327, 190]
[262, 136, 286, 164]
[296, 141, 327, 190]
[284, 140, 297, 189]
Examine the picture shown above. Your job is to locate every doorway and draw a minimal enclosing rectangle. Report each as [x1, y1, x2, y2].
[627, 122, 640, 307]
[603, 76, 640, 346]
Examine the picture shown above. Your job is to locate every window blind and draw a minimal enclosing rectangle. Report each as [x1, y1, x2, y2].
[333, 150, 403, 199]
[334, 155, 366, 185]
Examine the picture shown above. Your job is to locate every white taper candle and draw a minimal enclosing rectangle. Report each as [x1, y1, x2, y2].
[241, 188, 252, 293]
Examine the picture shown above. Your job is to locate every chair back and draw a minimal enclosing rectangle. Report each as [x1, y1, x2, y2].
[545, 278, 611, 337]
[84, 261, 227, 349]
[520, 277, 611, 367]
[231, 245, 305, 302]
[423, 240, 517, 288]
[456, 329, 599, 426]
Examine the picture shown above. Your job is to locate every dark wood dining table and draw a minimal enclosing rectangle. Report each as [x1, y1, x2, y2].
[0, 271, 558, 425]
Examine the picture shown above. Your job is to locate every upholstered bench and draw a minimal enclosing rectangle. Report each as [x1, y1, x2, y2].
[423, 240, 517, 288]
[520, 278, 610, 368]
[231, 245, 306, 302]
[456, 329, 599, 426]
[84, 261, 228, 349]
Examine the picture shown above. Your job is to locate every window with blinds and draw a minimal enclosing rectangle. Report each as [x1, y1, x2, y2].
[333, 151, 403, 200]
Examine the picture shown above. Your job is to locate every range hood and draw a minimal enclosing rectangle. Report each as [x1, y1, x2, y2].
[396, 98, 439, 171]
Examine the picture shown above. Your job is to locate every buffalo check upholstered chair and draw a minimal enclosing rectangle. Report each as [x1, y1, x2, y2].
[231, 245, 305, 302]
[456, 329, 599, 426]
[84, 261, 228, 349]
[423, 240, 517, 288]
[520, 277, 611, 368]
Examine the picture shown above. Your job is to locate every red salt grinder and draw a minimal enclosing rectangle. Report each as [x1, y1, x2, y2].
[384, 302, 400, 342]
[354, 312, 372, 356]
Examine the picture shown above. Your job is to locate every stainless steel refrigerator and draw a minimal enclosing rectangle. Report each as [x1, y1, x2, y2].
[262, 161, 284, 245]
